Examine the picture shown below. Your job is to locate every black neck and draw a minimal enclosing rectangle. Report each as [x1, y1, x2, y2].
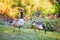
[20, 9, 24, 19]
[20, 12, 23, 18]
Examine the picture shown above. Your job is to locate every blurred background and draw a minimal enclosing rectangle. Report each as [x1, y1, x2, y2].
[0, 0, 60, 33]
[0, 0, 60, 40]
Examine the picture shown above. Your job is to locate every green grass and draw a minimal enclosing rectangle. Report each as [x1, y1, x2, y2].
[0, 25, 60, 40]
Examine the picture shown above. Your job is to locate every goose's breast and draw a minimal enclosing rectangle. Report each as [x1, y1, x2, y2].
[18, 19, 24, 25]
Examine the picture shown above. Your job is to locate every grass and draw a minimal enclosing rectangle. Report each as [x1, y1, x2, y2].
[0, 25, 60, 40]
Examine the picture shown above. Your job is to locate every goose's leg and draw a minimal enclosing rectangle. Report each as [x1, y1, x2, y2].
[44, 29, 46, 34]
[34, 28, 36, 32]
[39, 29, 40, 32]
[19, 27, 20, 32]
[13, 27, 15, 32]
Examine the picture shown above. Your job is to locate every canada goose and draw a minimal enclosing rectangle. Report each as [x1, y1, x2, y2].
[32, 21, 46, 34]
[12, 9, 24, 32]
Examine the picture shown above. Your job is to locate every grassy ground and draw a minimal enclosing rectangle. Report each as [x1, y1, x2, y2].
[0, 25, 60, 40]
